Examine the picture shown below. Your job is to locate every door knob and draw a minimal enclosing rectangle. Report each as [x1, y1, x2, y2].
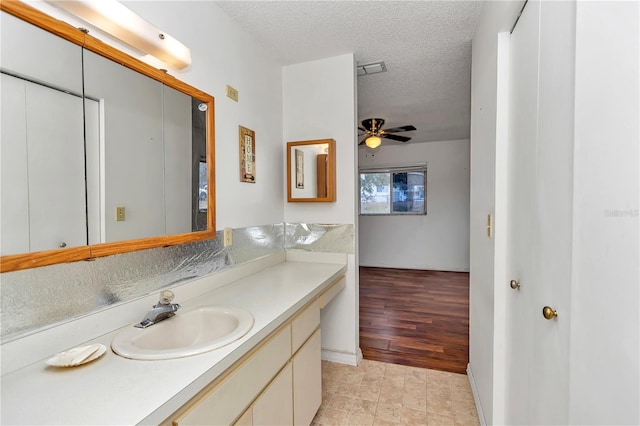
[59, 242, 67, 248]
[509, 280, 520, 290]
[542, 306, 557, 320]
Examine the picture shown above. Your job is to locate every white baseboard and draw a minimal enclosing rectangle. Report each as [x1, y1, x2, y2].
[321, 348, 361, 366]
[467, 363, 487, 426]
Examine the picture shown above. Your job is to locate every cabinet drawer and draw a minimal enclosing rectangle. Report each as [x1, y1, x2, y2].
[291, 299, 320, 353]
[320, 276, 346, 308]
[174, 324, 292, 426]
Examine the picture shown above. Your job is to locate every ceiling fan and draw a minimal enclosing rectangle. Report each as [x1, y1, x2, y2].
[358, 118, 417, 149]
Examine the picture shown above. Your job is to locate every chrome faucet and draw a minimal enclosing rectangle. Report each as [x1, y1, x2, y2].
[135, 290, 181, 328]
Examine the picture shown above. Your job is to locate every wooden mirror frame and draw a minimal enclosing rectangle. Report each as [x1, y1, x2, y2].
[287, 138, 336, 203]
[0, 1, 216, 273]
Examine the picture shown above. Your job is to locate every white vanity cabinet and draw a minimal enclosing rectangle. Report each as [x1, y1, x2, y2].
[168, 276, 344, 426]
[241, 303, 322, 426]
[244, 329, 321, 426]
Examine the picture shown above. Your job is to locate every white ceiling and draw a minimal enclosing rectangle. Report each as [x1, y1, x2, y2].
[215, 1, 483, 145]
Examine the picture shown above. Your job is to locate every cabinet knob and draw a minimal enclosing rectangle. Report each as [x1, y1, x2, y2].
[542, 306, 558, 320]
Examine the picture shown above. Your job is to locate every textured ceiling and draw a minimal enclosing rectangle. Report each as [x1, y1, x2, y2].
[215, 1, 483, 145]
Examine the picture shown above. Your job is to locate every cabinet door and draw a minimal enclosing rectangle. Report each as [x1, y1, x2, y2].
[293, 329, 322, 426]
[234, 409, 252, 426]
[253, 363, 293, 426]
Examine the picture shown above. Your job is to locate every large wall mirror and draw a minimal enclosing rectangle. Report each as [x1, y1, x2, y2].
[0, 2, 215, 272]
[287, 139, 336, 202]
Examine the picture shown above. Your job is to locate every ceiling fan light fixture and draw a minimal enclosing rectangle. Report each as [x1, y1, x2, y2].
[365, 136, 382, 149]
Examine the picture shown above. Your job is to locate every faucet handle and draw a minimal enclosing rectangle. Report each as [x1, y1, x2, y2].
[158, 290, 175, 305]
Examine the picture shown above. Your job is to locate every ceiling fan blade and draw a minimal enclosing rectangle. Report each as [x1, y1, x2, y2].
[358, 127, 367, 134]
[382, 125, 417, 133]
[381, 133, 412, 142]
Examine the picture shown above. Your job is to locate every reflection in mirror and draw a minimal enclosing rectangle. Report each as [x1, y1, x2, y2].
[287, 139, 336, 202]
[1, 11, 86, 255]
[0, 2, 215, 272]
[192, 100, 208, 232]
[83, 50, 208, 242]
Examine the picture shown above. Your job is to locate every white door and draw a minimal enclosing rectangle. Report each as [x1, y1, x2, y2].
[0, 74, 87, 254]
[26, 80, 87, 252]
[0, 74, 30, 255]
[528, 1, 573, 422]
[505, 1, 540, 422]
[505, 1, 572, 424]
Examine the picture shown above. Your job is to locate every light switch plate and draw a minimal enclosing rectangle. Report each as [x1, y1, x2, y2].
[226, 85, 238, 102]
[116, 206, 125, 221]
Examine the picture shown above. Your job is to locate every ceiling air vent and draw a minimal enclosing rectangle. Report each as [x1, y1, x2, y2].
[357, 61, 387, 76]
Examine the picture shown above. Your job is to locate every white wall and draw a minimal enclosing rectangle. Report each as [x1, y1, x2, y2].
[358, 140, 470, 271]
[569, 2, 639, 424]
[282, 54, 360, 364]
[469, 2, 526, 424]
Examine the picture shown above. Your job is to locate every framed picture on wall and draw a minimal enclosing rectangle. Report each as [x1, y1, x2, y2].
[295, 148, 304, 188]
[239, 126, 255, 183]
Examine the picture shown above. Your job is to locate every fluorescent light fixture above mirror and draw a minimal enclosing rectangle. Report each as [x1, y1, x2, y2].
[45, 0, 192, 70]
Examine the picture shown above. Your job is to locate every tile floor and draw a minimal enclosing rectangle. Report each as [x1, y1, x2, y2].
[312, 360, 480, 426]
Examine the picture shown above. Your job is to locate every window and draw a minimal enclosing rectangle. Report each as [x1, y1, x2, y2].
[360, 167, 426, 215]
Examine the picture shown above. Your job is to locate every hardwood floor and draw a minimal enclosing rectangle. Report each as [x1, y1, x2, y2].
[359, 267, 470, 374]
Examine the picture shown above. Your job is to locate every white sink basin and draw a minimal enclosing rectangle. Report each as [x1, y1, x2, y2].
[111, 305, 254, 360]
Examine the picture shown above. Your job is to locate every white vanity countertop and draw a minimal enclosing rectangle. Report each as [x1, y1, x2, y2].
[0, 255, 347, 425]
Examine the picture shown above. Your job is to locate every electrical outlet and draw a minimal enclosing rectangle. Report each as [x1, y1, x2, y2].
[223, 227, 232, 247]
[226, 85, 238, 102]
[116, 206, 125, 221]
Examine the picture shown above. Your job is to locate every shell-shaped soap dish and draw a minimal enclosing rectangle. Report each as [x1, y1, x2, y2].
[45, 344, 106, 368]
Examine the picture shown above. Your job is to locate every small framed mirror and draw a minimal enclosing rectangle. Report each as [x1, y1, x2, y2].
[287, 138, 336, 202]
